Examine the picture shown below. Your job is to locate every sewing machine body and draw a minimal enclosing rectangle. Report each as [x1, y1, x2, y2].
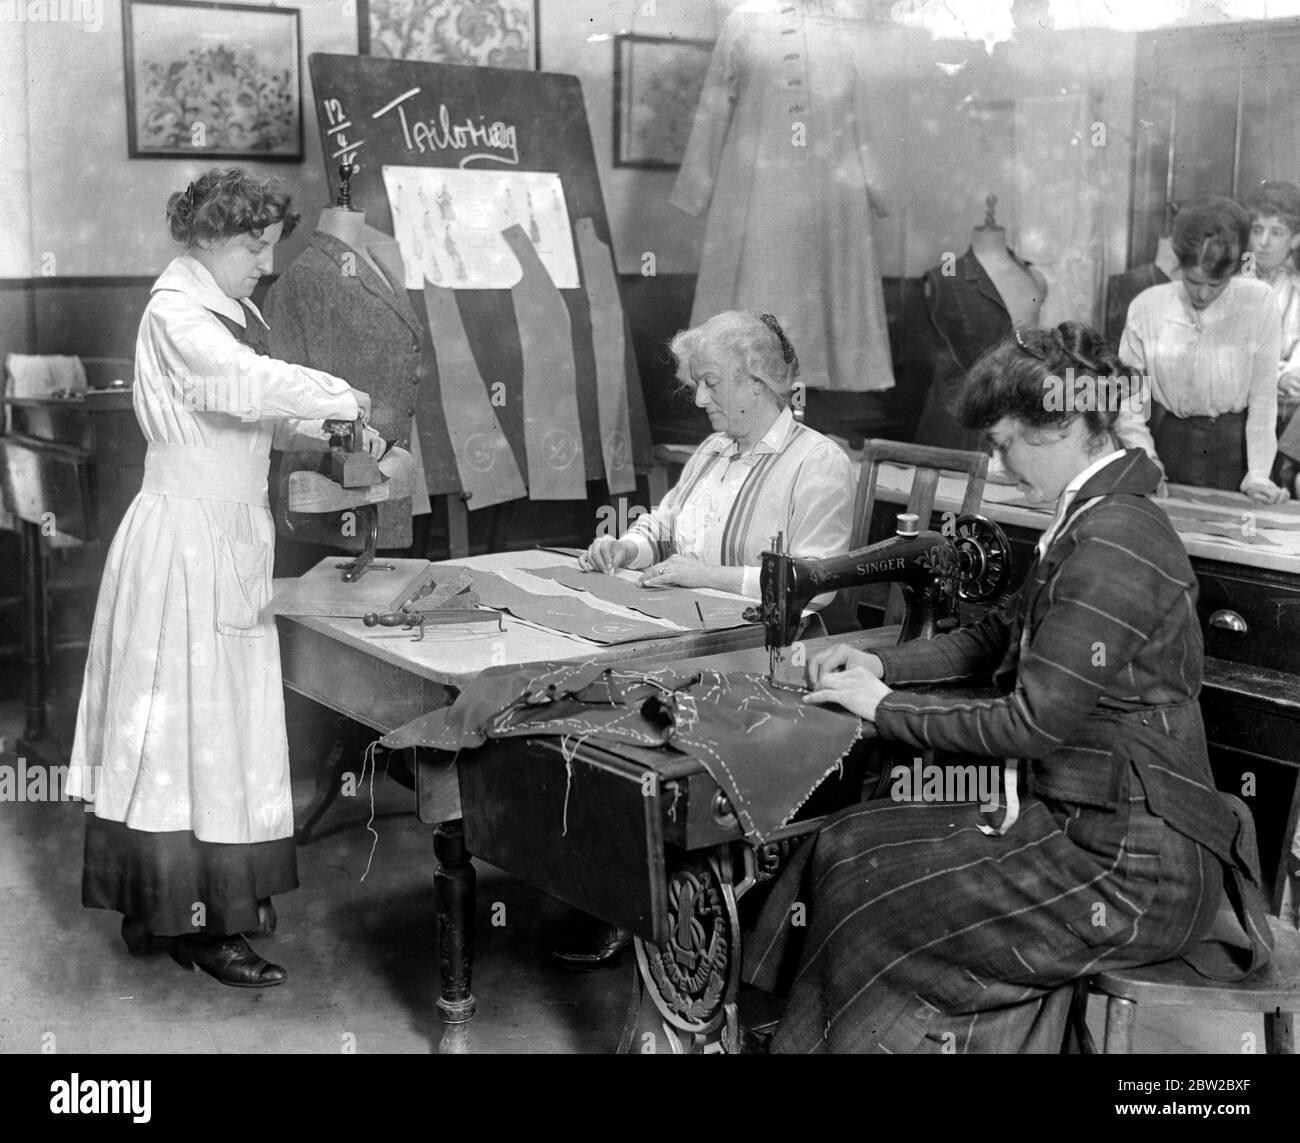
[755, 514, 1013, 688]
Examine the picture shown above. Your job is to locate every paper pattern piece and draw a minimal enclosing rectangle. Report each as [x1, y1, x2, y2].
[524, 565, 752, 631]
[575, 218, 636, 495]
[384, 166, 578, 290]
[424, 281, 527, 510]
[505, 224, 587, 501]
[441, 566, 673, 644]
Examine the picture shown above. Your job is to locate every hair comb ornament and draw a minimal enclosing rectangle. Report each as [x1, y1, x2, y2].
[759, 312, 797, 368]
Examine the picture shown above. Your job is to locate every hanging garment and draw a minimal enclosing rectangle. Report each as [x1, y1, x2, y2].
[264, 229, 424, 549]
[67, 254, 360, 843]
[915, 246, 1038, 451]
[671, 3, 896, 393]
[378, 660, 862, 844]
[743, 449, 1273, 1053]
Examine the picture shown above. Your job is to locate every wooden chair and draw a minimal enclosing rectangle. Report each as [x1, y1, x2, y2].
[844, 439, 990, 622]
[1088, 916, 1299, 1053]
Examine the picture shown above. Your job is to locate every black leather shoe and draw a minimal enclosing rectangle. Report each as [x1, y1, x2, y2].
[172, 935, 287, 988]
[243, 898, 276, 938]
[552, 922, 633, 971]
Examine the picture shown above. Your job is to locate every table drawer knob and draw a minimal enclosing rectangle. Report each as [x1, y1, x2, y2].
[1209, 609, 1248, 633]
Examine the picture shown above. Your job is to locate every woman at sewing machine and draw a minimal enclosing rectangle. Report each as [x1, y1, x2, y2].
[578, 310, 856, 598]
[743, 322, 1267, 1053]
[66, 169, 383, 989]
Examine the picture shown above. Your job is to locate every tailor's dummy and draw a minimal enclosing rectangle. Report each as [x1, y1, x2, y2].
[969, 195, 1047, 330]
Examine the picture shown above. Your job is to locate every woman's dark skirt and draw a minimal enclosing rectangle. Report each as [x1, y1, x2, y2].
[1150, 401, 1247, 490]
[742, 782, 1223, 1053]
[83, 815, 298, 938]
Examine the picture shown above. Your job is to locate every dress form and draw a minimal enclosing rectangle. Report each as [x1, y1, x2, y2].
[970, 196, 1046, 328]
[316, 165, 390, 286]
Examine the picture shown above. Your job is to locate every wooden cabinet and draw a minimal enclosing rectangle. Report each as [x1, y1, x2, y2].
[1130, 17, 1300, 265]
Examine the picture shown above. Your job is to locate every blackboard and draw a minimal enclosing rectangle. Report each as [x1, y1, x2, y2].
[307, 53, 652, 499]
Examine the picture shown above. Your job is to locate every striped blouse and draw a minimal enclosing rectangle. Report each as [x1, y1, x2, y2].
[624, 408, 856, 598]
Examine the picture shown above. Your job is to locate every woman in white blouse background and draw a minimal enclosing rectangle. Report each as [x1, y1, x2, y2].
[580, 310, 856, 597]
[1118, 197, 1289, 504]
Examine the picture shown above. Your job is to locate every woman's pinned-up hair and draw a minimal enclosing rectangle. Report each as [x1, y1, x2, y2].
[1242, 180, 1300, 232]
[958, 321, 1129, 451]
[669, 310, 800, 406]
[1170, 196, 1250, 277]
[166, 168, 301, 247]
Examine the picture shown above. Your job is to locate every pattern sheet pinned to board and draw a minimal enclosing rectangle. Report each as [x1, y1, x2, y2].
[377, 661, 864, 844]
[523, 565, 753, 631]
[437, 565, 672, 645]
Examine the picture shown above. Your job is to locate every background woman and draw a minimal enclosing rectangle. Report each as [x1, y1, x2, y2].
[67, 169, 382, 988]
[743, 324, 1268, 1052]
[1118, 196, 1287, 502]
[580, 310, 855, 599]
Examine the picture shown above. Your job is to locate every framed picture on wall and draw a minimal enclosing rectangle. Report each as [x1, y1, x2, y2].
[613, 34, 713, 169]
[358, 0, 539, 70]
[122, 0, 303, 159]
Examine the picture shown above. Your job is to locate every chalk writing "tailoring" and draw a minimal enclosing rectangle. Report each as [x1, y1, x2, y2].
[372, 89, 520, 168]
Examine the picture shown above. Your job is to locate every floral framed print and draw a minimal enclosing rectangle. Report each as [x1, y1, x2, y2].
[613, 34, 713, 169]
[358, 0, 539, 70]
[122, 0, 303, 160]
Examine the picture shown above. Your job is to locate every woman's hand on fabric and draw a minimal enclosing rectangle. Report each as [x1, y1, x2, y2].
[578, 536, 636, 574]
[807, 645, 885, 688]
[1154, 478, 1170, 498]
[802, 660, 892, 721]
[1243, 476, 1290, 504]
[1279, 372, 1300, 400]
[638, 553, 713, 589]
[360, 426, 387, 458]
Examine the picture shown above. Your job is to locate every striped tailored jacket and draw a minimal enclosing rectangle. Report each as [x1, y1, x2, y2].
[624, 408, 855, 599]
[872, 449, 1266, 923]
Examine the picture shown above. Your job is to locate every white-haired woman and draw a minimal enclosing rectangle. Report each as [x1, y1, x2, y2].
[581, 310, 856, 598]
[558, 310, 857, 970]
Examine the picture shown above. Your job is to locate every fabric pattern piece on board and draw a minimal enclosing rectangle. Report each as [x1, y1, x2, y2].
[575, 218, 636, 494]
[505, 224, 587, 500]
[438, 565, 673, 644]
[424, 280, 526, 510]
[377, 660, 864, 843]
[524, 565, 752, 630]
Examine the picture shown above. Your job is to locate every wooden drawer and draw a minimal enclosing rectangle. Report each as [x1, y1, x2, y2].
[459, 737, 671, 944]
[1195, 560, 1300, 674]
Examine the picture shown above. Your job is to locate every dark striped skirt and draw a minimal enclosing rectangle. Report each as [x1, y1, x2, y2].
[742, 780, 1223, 1053]
[83, 815, 298, 938]
[1150, 402, 1246, 491]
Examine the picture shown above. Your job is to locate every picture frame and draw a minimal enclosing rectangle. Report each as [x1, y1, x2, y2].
[613, 33, 714, 169]
[122, 0, 303, 160]
[358, 0, 540, 71]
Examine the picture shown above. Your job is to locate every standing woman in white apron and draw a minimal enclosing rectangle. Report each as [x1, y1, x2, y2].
[68, 169, 383, 987]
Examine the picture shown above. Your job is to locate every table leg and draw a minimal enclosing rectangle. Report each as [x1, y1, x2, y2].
[433, 818, 476, 1053]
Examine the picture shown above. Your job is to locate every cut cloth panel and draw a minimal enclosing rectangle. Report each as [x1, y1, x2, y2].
[378, 662, 863, 844]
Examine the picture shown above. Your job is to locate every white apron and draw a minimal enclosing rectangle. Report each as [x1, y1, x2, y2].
[68, 255, 358, 843]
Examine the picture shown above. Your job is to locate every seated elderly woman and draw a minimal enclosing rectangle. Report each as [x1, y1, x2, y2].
[556, 310, 856, 970]
[579, 310, 855, 599]
[741, 322, 1268, 1052]
[1118, 196, 1288, 502]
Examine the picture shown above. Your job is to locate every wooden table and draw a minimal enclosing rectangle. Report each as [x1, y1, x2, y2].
[275, 548, 772, 1051]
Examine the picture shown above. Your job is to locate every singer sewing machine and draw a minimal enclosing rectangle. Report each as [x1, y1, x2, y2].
[749, 511, 1014, 689]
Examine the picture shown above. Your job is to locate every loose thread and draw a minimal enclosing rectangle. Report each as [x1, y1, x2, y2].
[359, 739, 380, 882]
